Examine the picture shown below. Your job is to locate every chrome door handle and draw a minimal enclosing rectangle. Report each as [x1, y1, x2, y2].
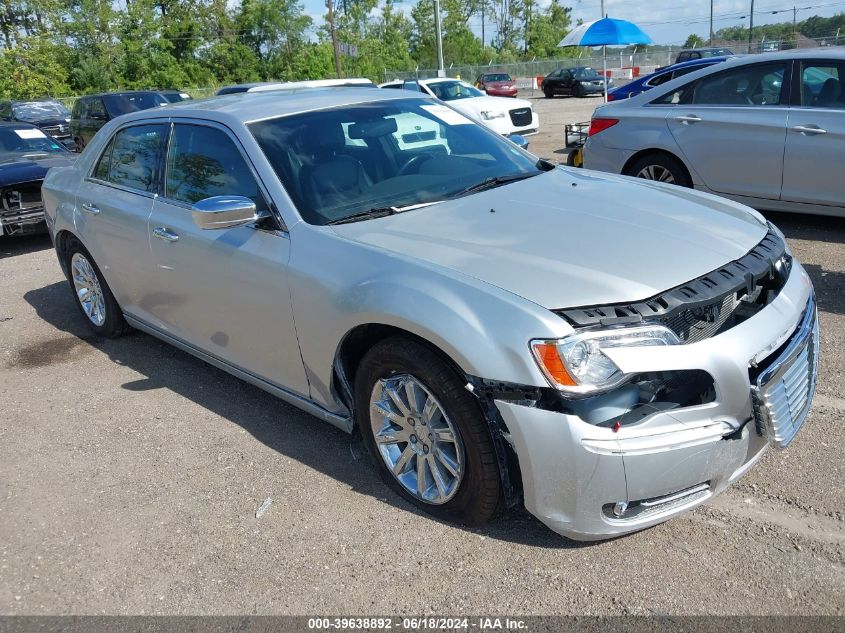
[792, 125, 827, 135]
[80, 202, 100, 215]
[153, 227, 179, 243]
[675, 115, 702, 123]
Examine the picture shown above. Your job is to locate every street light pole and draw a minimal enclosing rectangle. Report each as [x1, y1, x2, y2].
[709, 0, 714, 45]
[434, 0, 445, 77]
[747, 0, 755, 53]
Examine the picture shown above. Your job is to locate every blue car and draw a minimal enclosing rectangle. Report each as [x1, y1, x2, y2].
[607, 56, 732, 101]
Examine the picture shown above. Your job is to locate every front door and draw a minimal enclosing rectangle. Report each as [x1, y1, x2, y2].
[781, 60, 845, 208]
[664, 61, 789, 200]
[146, 122, 309, 396]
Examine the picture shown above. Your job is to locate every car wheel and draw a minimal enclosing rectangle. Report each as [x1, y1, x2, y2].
[574, 83, 585, 98]
[64, 238, 131, 338]
[626, 153, 692, 188]
[543, 86, 553, 98]
[355, 336, 502, 526]
[73, 137, 85, 152]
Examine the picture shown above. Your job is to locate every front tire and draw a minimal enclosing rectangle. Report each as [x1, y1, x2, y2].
[64, 238, 131, 338]
[543, 86, 553, 98]
[625, 153, 692, 188]
[573, 83, 585, 98]
[355, 337, 502, 526]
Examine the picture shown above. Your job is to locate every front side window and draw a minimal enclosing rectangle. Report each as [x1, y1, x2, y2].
[654, 62, 787, 106]
[104, 124, 166, 192]
[249, 98, 542, 226]
[87, 99, 107, 119]
[165, 124, 266, 209]
[801, 63, 844, 108]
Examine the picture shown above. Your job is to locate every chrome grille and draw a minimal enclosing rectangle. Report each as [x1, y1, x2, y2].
[752, 297, 819, 449]
[509, 108, 532, 127]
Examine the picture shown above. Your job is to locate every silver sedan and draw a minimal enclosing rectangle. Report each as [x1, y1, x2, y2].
[584, 49, 845, 218]
[42, 87, 817, 540]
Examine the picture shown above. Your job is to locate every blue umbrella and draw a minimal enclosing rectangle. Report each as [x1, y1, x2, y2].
[558, 17, 654, 102]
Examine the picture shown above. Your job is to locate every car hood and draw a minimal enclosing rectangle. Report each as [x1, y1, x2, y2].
[330, 168, 768, 309]
[0, 154, 76, 185]
[449, 95, 531, 116]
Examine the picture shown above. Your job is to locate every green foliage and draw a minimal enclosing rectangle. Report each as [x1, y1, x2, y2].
[0, 0, 582, 97]
[683, 34, 705, 49]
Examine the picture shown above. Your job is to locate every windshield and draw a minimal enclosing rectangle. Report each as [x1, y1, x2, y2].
[162, 92, 192, 103]
[572, 67, 601, 79]
[702, 48, 733, 57]
[483, 74, 511, 82]
[0, 127, 68, 157]
[249, 98, 542, 225]
[427, 81, 485, 101]
[102, 93, 168, 117]
[12, 101, 70, 122]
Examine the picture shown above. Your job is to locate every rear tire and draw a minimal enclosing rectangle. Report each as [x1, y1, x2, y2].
[63, 238, 131, 338]
[625, 153, 692, 188]
[355, 337, 503, 526]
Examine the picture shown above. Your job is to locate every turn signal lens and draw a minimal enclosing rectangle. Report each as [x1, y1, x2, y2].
[532, 342, 577, 387]
[588, 117, 619, 136]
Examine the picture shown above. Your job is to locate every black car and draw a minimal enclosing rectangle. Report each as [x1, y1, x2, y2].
[70, 91, 169, 150]
[0, 99, 75, 150]
[0, 122, 75, 236]
[674, 47, 734, 63]
[541, 66, 612, 98]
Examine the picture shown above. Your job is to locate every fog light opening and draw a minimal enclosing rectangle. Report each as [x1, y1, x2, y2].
[612, 501, 628, 517]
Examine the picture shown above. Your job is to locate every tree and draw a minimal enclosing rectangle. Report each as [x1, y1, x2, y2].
[683, 34, 705, 48]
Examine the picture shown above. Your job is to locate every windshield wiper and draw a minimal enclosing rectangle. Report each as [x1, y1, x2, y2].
[453, 171, 540, 198]
[327, 200, 442, 225]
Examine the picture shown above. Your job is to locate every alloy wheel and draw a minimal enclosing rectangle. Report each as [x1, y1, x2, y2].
[636, 164, 676, 184]
[71, 252, 106, 326]
[369, 374, 464, 505]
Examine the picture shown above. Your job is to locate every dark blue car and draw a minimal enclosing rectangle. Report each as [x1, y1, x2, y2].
[607, 56, 732, 102]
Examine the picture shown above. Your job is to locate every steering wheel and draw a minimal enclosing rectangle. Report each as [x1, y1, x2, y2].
[397, 154, 432, 177]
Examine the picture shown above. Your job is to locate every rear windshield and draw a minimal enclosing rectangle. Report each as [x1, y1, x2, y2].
[102, 93, 168, 117]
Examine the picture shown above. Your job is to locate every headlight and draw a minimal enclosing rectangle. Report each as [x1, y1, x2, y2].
[531, 326, 680, 396]
[480, 110, 506, 120]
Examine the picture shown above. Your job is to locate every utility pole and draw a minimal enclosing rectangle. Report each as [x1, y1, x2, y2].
[434, 0, 444, 76]
[747, 0, 755, 53]
[481, 0, 485, 47]
[709, 0, 714, 45]
[326, 0, 343, 78]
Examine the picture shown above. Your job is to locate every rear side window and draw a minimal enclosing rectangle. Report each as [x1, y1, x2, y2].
[653, 62, 787, 106]
[164, 124, 267, 209]
[103, 124, 166, 192]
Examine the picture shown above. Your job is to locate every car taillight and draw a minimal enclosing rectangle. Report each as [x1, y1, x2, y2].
[588, 117, 619, 136]
[606, 93, 617, 102]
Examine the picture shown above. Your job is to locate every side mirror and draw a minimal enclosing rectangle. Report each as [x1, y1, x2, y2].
[191, 195, 265, 230]
[506, 134, 529, 150]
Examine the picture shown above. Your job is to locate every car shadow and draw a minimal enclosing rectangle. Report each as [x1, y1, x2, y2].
[763, 212, 845, 317]
[23, 281, 586, 549]
[0, 233, 53, 260]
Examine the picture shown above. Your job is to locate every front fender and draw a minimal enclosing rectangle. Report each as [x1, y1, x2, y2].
[288, 225, 571, 412]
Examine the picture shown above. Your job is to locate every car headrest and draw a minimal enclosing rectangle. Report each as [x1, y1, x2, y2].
[299, 121, 345, 156]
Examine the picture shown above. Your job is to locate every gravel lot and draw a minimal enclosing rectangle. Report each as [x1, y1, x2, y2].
[1, 95, 844, 616]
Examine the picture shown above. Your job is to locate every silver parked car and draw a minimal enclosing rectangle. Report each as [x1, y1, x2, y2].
[41, 88, 818, 540]
[585, 49, 845, 217]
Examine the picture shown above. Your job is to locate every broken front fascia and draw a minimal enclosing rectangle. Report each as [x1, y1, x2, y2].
[470, 259, 813, 540]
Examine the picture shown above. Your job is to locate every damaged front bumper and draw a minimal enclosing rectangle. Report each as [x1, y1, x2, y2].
[497, 262, 817, 541]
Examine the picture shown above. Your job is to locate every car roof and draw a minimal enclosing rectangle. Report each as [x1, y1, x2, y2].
[82, 91, 162, 99]
[418, 77, 468, 85]
[112, 87, 430, 126]
[218, 78, 374, 94]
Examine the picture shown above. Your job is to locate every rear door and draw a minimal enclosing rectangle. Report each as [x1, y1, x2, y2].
[74, 123, 166, 317]
[781, 60, 845, 208]
[663, 60, 789, 200]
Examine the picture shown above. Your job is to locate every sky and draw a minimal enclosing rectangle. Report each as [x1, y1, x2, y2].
[301, 0, 845, 46]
